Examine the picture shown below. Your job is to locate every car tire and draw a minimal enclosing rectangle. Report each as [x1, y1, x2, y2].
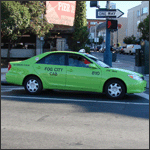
[104, 79, 125, 99]
[24, 76, 43, 95]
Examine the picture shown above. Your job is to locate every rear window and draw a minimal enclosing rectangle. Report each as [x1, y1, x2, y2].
[127, 45, 133, 48]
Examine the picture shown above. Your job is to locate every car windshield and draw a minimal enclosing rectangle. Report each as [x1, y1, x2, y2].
[84, 53, 110, 68]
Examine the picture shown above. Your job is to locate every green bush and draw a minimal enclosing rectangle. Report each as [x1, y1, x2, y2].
[84, 46, 91, 54]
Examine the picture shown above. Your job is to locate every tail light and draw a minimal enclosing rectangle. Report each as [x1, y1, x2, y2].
[8, 63, 11, 71]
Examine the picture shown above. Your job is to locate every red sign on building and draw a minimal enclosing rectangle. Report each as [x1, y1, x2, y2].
[45, 1, 76, 26]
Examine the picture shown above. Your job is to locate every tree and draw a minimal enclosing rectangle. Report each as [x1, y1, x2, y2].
[71, 1, 89, 51]
[123, 35, 140, 44]
[1, 1, 31, 62]
[1, 1, 54, 62]
[138, 15, 149, 41]
[25, 1, 53, 38]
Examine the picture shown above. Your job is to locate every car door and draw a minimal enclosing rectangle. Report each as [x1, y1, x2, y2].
[32, 53, 67, 89]
[66, 54, 101, 92]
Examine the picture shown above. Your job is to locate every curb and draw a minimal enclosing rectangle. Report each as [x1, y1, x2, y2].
[1, 81, 13, 85]
[1, 81, 17, 86]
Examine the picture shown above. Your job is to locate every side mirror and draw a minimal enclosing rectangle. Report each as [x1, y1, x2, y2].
[89, 63, 98, 69]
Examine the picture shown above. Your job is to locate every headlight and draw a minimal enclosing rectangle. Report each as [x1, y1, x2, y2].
[128, 75, 143, 81]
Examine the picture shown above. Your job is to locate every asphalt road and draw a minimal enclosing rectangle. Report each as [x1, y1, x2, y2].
[1, 52, 149, 149]
[1, 85, 149, 149]
[91, 51, 135, 63]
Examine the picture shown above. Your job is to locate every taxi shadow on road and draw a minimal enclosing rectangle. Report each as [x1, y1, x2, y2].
[1, 89, 149, 119]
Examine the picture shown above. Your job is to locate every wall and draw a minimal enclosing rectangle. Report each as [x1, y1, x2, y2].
[1, 49, 36, 58]
[112, 17, 128, 47]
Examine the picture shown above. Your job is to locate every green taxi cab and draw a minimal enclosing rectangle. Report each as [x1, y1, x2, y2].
[6, 51, 147, 99]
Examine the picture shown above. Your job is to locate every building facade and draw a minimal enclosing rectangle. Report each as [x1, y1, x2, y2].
[112, 17, 128, 47]
[87, 19, 105, 43]
[127, 1, 149, 39]
[110, 2, 116, 9]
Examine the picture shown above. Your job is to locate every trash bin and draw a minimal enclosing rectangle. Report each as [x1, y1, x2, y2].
[112, 51, 117, 62]
[135, 49, 144, 66]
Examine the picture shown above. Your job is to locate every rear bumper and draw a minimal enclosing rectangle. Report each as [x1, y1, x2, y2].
[6, 72, 23, 85]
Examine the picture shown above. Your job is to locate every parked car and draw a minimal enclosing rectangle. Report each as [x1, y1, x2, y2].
[110, 46, 116, 52]
[95, 45, 101, 51]
[123, 44, 141, 55]
[101, 46, 106, 53]
[6, 51, 146, 99]
[116, 46, 126, 54]
[99, 47, 103, 52]
[101, 46, 116, 53]
[90, 45, 94, 50]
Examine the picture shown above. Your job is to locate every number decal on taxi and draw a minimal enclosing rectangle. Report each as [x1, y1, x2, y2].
[92, 71, 100, 75]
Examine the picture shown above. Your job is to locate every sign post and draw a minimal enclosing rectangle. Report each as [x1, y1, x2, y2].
[90, 1, 124, 66]
[95, 3, 124, 67]
[103, 1, 112, 67]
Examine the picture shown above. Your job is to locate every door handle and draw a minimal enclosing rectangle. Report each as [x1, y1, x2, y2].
[36, 66, 41, 69]
[67, 69, 73, 72]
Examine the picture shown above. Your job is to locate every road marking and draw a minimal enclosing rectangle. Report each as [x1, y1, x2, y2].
[1, 95, 149, 105]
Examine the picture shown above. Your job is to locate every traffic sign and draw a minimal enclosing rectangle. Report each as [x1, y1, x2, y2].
[107, 20, 118, 30]
[96, 9, 124, 18]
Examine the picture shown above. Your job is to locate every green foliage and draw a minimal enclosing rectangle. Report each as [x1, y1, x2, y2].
[1, 1, 54, 62]
[74, 1, 87, 28]
[72, 26, 89, 51]
[25, 1, 53, 38]
[83, 46, 91, 54]
[123, 35, 140, 44]
[138, 15, 149, 41]
[72, 1, 89, 51]
[1, 1, 31, 62]
[1, 1, 31, 41]
[86, 39, 91, 45]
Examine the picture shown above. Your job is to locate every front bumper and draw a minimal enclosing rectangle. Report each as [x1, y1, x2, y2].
[127, 80, 147, 94]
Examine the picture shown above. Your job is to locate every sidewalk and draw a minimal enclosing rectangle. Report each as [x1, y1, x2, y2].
[1, 68, 9, 85]
[1, 62, 149, 88]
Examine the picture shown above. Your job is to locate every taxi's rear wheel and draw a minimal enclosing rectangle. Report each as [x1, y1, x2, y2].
[24, 76, 42, 94]
[105, 79, 125, 99]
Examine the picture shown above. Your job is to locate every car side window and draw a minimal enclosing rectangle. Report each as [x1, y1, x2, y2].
[68, 54, 91, 68]
[36, 53, 65, 65]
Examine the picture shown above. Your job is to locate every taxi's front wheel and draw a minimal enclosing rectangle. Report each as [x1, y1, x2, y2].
[104, 79, 125, 99]
[24, 76, 43, 94]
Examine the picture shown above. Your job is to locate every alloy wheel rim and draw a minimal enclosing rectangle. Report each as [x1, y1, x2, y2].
[108, 83, 122, 97]
[27, 79, 39, 92]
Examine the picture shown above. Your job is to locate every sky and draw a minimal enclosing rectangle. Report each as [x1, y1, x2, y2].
[86, 1, 142, 19]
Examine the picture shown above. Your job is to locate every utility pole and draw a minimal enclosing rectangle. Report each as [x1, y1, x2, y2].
[117, 26, 118, 48]
[103, 1, 112, 67]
